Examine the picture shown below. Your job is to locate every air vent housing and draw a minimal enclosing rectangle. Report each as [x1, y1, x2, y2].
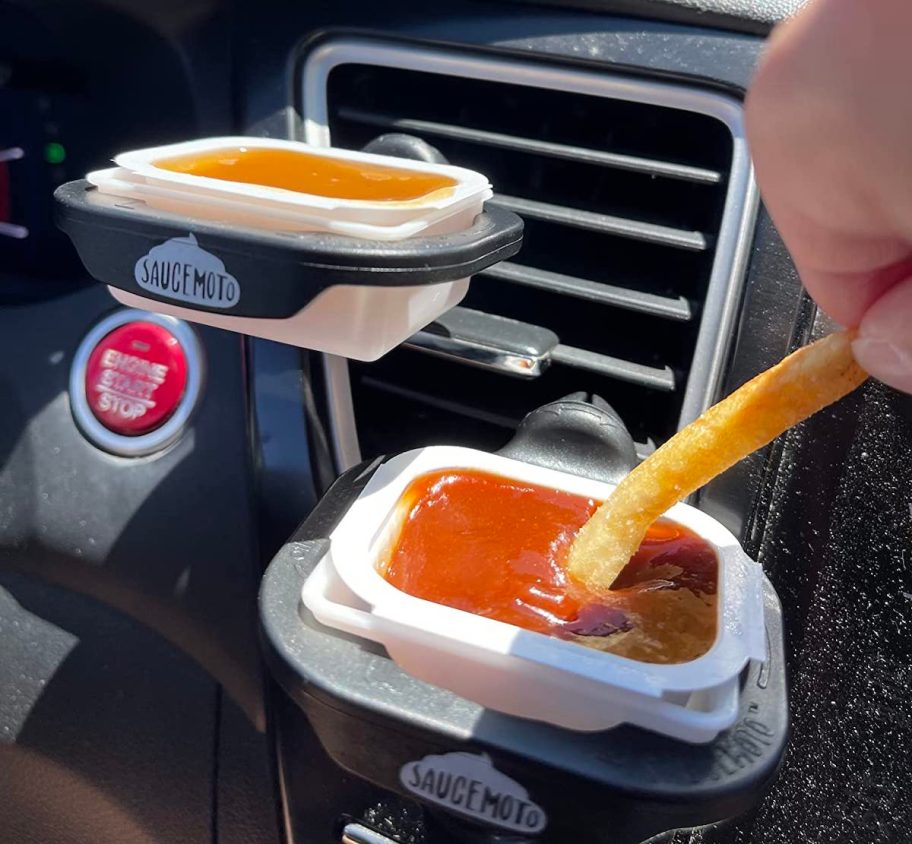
[305, 43, 755, 459]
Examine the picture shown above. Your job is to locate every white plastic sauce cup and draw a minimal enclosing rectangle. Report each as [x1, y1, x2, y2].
[84, 137, 494, 359]
[302, 446, 768, 743]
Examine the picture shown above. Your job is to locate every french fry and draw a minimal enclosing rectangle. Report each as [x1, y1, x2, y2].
[567, 330, 868, 595]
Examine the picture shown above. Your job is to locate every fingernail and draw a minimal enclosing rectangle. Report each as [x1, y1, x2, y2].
[852, 335, 912, 394]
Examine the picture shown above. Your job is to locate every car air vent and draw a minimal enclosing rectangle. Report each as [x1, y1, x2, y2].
[310, 45, 755, 460]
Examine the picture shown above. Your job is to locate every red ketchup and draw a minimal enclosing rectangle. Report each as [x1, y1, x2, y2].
[380, 469, 718, 664]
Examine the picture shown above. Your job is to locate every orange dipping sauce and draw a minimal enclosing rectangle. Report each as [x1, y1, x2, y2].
[153, 146, 458, 202]
[380, 469, 718, 664]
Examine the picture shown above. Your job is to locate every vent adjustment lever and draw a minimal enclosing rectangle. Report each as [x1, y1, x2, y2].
[403, 306, 558, 379]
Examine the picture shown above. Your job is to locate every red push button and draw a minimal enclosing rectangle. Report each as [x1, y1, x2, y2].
[84, 321, 189, 436]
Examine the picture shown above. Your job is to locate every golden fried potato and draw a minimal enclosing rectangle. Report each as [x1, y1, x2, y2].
[567, 330, 868, 595]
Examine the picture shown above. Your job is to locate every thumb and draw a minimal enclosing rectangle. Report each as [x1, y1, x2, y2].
[852, 278, 912, 394]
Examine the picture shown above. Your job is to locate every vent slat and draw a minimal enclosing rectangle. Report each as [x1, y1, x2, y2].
[481, 261, 693, 322]
[361, 376, 520, 429]
[490, 195, 709, 252]
[336, 106, 723, 185]
[362, 373, 657, 458]
[551, 345, 676, 391]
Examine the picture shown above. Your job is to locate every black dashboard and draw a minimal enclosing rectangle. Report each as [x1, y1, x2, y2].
[2, 1, 911, 843]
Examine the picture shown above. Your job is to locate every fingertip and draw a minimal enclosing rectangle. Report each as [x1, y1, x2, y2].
[801, 268, 872, 328]
[853, 278, 912, 394]
[800, 254, 912, 329]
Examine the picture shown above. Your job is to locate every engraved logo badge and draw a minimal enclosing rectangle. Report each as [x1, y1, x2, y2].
[134, 233, 240, 308]
[400, 752, 547, 834]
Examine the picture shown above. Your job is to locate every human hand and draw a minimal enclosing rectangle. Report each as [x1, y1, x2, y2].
[746, 0, 912, 393]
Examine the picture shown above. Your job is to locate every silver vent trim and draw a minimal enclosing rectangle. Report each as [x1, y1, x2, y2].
[298, 38, 759, 471]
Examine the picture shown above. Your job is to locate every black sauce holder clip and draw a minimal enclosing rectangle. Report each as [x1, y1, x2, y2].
[53, 179, 523, 360]
[259, 397, 789, 844]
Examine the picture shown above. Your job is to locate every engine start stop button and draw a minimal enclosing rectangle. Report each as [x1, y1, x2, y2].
[85, 321, 188, 435]
[70, 310, 204, 456]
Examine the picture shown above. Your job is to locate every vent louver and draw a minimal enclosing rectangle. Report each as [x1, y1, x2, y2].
[310, 46, 754, 459]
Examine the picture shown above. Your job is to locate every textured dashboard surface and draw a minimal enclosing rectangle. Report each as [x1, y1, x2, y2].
[0, 285, 264, 723]
[683, 347, 912, 843]
[524, 0, 809, 33]
[0, 571, 216, 844]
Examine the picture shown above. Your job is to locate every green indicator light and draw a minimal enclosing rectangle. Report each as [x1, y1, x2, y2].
[44, 142, 66, 165]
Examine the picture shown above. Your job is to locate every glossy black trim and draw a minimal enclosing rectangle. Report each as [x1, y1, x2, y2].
[55, 181, 524, 319]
